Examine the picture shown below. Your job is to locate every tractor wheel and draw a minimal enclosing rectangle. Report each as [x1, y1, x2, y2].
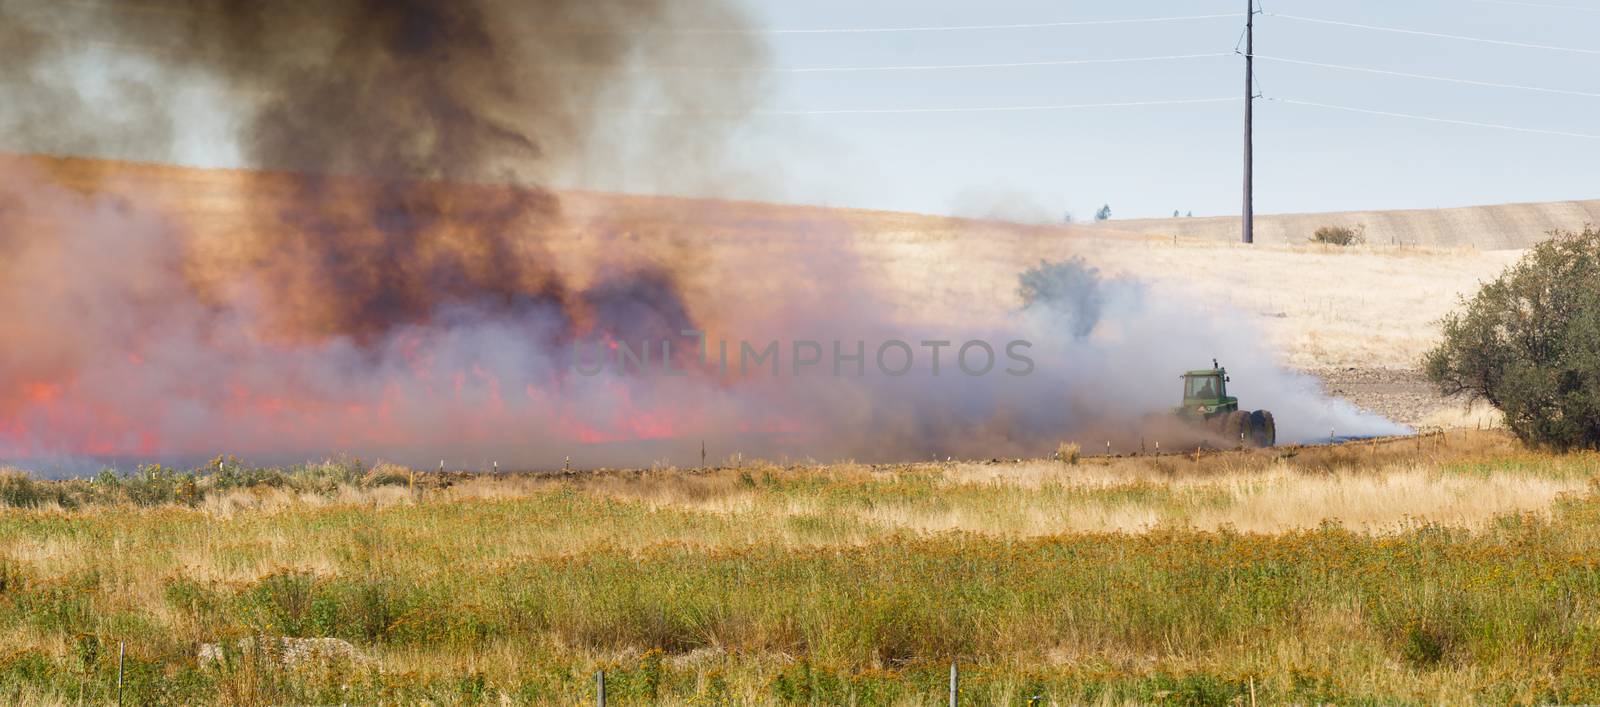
[1251, 410, 1276, 447]
[1223, 411, 1249, 447]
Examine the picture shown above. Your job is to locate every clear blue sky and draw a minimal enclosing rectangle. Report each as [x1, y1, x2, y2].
[697, 0, 1600, 220]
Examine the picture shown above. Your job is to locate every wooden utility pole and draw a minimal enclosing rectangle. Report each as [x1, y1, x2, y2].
[1242, 0, 1256, 244]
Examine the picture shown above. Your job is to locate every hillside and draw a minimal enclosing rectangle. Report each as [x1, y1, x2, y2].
[2, 154, 1528, 433]
[1099, 199, 1600, 248]
[5, 153, 1517, 373]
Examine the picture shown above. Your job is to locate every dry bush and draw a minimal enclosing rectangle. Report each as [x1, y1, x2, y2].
[1310, 224, 1367, 246]
[1056, 442, 1081, 465]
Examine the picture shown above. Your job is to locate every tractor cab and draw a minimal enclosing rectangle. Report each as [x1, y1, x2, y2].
[1176, 359, 1239, 420]
[1165, 359, 1275, 447]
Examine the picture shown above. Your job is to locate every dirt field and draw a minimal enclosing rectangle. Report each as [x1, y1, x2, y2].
[1309, 367, 1507, 429]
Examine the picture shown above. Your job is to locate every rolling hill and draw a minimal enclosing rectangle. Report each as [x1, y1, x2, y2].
[1098, 199, 1600, 248]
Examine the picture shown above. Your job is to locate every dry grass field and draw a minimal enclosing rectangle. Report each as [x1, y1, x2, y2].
[3, 432, 1600, 704]
[1099, 199, 1600, 249]
[566, 187, 1529, 425]
[12, 153, 1532, 376]
[843, 223, 1522, 372]
[5, 155, 1594, 704]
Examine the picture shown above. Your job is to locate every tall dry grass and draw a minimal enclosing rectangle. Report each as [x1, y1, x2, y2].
[2, 432, 1599, 704]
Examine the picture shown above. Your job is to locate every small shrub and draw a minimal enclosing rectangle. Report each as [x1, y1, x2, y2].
[1425, 227, 1600, 450]
[0, 469, 80, 509]
[338, 574, 414, 642]
[206, 454, 286, 491]
[1056, 442, 1081, 465]
[1400, 621, 1450, 667]
[0, 560, 25, 595]
[288, 456, 369, 494]
[361, 463, 412, 488]
[0, 469, 46, 508]
[241, 570, 322, 637]
[1309, 224, 1366, 246]
[164, 576, 225, 621]
[122, 464, 197, 507]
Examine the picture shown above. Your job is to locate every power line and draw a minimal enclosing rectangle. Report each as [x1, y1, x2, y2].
[1465, 0, 1600, 12]
[19, 6, 1241, 36]
[1258, 55, 1600, 98]
[36, 3, 1244, 33]
[662, 13, 1239, 35]
[544, 52, 1234, 74]
[756, 97, 1239, 116]
[1272, 98, 1600, 140]
[737, 52, 1234, 74]
[1268, 13, 1600, 55]
[633, 97, 1235, 117]
[68, 37, 1234, 74]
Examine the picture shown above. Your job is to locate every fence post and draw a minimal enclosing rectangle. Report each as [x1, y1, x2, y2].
[596, 669, 606, 707]
[116, 642, 126, 707]
[948, 661, 958, 706]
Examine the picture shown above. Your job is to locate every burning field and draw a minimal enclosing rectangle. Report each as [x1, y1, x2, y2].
[0, 0, 1428, 474]
[12, 1, 1599, 703]
[0, 151, 1418, 472]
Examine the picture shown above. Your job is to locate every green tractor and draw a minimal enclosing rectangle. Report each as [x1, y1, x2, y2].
[1174, 360, 1275, 448]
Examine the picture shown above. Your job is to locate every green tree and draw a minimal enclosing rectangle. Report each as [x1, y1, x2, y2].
[1094, 204, 1112, 221]
[1424, 227, 1600, 449]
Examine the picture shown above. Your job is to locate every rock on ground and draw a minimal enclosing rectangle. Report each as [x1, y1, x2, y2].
[198, 636, 370, 669]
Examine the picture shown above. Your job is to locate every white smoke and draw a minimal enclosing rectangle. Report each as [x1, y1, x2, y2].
[0, 158, 1406, 479]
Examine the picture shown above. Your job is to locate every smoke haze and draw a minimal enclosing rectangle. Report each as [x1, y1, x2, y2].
[0, 1, 1404, 474]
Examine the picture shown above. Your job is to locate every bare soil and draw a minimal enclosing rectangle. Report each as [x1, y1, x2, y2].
[1309, 367, 1458, 428]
